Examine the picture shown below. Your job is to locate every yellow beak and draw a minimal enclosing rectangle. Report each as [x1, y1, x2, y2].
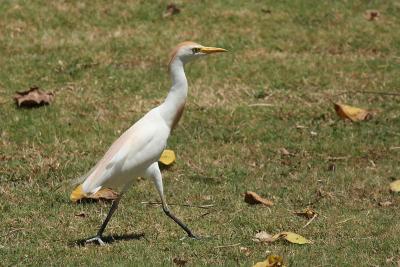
[200, 47, 228, 54]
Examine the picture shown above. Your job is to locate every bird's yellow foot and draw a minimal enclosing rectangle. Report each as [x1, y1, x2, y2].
[85, 236, 106, 246]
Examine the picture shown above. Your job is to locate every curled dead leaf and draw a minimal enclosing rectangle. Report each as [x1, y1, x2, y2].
[252, 231, 277, 243]
[253, 255, 286, 267]
[334, 103, 372, 122]
[390, 180, 400, 193]
[159, 149, 176, 165]
[14, 86, 54, 108]
[245, 191, 273, 207]
[294, 207, 317, 219]
[364, 10, 380, 21]
[163, 3, 180, 18]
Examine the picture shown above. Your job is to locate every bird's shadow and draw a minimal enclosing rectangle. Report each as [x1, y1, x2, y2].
[71, 232, 145, 247]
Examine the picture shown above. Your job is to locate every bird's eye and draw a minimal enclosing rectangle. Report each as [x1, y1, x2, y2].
[192, 47, 201, 54]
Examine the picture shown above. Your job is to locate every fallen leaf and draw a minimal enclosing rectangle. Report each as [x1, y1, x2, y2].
[173, 257, 187, 266]
[159, 149, 176, 165]
[390, 180, 400, 193]
[14, 86, 54, 108]
[253, 255, 285, 267]
[252, 231, 277, 243]
[163, 3, 180, 18]
[274, 231, 312, 245]
[364, 10, 380, 21]
[294, 207, 317, 219]
[379, 201, 392, 207]
[87, 188, 119, 201]
[334, 103, 372, 122]
[245, 191, 274, 206]
[239, 246, 252, 256]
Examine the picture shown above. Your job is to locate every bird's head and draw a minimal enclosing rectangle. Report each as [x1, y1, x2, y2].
[168, 41, 227, 67]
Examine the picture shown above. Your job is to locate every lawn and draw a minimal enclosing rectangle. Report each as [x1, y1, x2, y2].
[1, 1, 399, 266]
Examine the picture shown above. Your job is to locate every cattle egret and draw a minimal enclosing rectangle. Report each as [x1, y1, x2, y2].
[71, 41, 227, 245]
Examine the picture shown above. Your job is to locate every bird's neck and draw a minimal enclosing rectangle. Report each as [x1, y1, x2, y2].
[160, 58, 188, 130]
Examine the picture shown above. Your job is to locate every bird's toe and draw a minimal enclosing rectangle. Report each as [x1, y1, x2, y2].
[85, 236, 106, 246]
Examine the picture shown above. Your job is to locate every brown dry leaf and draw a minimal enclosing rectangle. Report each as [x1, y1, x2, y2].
[274, 231, 312, 245]
[14, 86, 54, 108]
[252, 231, 277, 243]
[390, 180, 400, 193]
[88, 188, 119, 201]
[334, 103, 372, 122]
[173, 257, 187, 266]
[294, 207, 317, 219]
[253, 255, 286, 267]
[245, 191, 274, 206]
[364, 10, 380, 21]
[163, 3, 180, 18]
[159, 149, 176, 165]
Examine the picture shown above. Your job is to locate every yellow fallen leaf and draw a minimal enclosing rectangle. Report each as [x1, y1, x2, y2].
[159, 149, 176, 165]
[244, 191, 274, 206]
[334, 103, 372, 122]
[276, 231, 312, 244]
[390, 180, 400, 192]
[253, 255, 286, 267]
[253, 231, 311, 245]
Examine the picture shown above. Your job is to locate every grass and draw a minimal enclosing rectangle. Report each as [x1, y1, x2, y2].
[1, 0, 400, 266]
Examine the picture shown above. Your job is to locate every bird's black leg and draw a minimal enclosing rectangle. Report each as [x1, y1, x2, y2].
[161, 202, 198, 239]
[85, 196, 122, 245]
[149, 162, 198, 239]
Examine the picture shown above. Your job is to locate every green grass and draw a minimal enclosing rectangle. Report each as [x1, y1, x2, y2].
[1, 0, 400, 266]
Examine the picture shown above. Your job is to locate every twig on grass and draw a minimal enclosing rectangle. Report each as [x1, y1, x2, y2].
[303, 213, 318, 228]
[334, 90, 400, 97]
[248, 103, 274, 107]
[141, 201, 214, 209]
[327, 156, 349, 161]
[335, 217, 354, 225]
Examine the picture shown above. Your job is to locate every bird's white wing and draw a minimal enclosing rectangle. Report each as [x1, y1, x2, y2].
[81, 108, 169, 193]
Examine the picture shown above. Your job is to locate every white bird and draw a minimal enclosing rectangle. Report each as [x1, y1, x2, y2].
[70, 41, 227, 245]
